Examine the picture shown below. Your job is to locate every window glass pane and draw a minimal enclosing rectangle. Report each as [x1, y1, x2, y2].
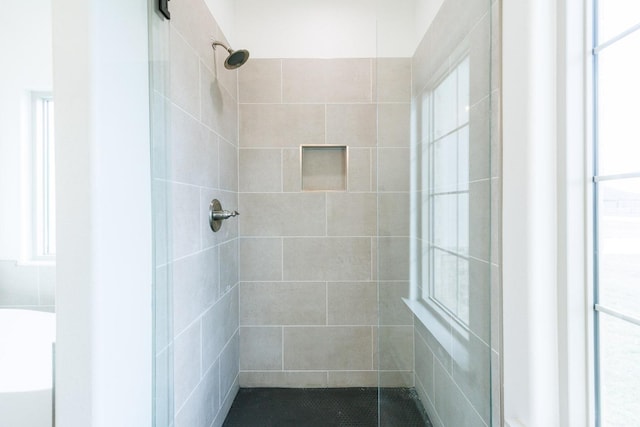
[598, 313, 640, 426]
[598, 0, 640, 45]
[433, 194, 457, 251]
[433, 133, 457, 191]
[433, 249, 458, 313]
[597, 29, 640, 176]
[598, 178, 640, 316]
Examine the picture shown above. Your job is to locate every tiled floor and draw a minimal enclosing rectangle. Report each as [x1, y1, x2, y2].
[223, 387, 432, 427]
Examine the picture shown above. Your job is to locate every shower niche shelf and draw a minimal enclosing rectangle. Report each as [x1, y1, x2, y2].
[301, 145, 348, 192]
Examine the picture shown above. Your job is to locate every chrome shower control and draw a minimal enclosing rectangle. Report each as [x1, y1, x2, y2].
[209, 199, 240, 232]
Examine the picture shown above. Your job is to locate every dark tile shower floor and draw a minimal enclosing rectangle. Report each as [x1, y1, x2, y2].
[223, 387, 433, 427]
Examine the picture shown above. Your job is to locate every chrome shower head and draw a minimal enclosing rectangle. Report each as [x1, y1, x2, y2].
[212, 41, 250, 70]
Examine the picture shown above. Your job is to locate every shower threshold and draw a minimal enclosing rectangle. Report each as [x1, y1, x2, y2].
[223, 387, 432, 427]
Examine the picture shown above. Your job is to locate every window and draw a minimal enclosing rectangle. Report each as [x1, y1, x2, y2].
[592, 2, 640, 425]
[418, 57, 470, 325]
[31, 93, 56, 260]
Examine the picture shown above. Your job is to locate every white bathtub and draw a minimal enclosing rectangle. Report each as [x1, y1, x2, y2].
[0, 309, 55, 427]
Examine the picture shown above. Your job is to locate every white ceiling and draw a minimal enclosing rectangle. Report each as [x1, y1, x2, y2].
[205, 0, 443, 58]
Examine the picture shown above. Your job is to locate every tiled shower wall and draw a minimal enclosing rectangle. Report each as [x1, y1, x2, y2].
[410, 0, 501, 426]
[150, 0, 240, 425]
[237, 58, 414, 387]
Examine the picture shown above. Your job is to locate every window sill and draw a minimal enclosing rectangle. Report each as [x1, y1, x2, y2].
[403, 297, 471, 369]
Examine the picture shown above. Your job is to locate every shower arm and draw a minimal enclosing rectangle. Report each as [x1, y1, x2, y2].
[211, 41, 232, 53]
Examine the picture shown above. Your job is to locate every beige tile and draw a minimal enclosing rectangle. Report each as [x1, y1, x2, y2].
[469, 95, 491, 182]
[378, 103, 411, 147]
[175, 358, 220, 427]
[282, 148, 301, 192]
[375, 58, 412, 103]
[378, 281, 413, 325]
[378, 193, 410, 236]
[219, 139, 238, 191]
[240, 104, 325, 148]
[377, 148, 409, 191]
[239, 59, 282, 103]
[239, 149, 282, 192]
[174, 321, 201, 409]
[220, 332, 239, 405]
[283, 238, 371, 281]
[434, 357, 487, 426]
[326, 104, 376, 147]
[327, 282, 377, 325]
[283, 327, 373, 370]
[171, 0, 217, 70]
[324, 59, 373, 103]
[282, 59, 327, 103]
[282, 59, 372, 103]
[452, 332, 492, 424]
[170, 30, 200, 119]
[170, 104, 218, 187]
[202, 286, 239, 368]
[348, 148, 372, 192]
[468, 258, 491, 343]
[240, 282, 326, 325]
[491, 2, 501, 94]
[327, 371, 378, 387]
[219, 239, 238, 294]
[327, 193, 377, 236]
[239, 238, 282, 281]
[239, 193, 326, 237]
[173, 247, 219, 334]
[469, 179, 491, 262]
[239, 371, 328, 388]
[171, 183, 201, 259]
[414, 330, 435, 402]
[470, 12, 491, 106]
[415, 316, 453, 375]
[239, 327, 282, 370]
[378, 326, 414, 371]
[378, 371, 414, 388]
[377, 237, 410, 280]
[201, 63, 238, 144]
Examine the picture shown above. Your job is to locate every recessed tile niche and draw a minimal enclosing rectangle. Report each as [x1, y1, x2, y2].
[301, 145, 348, 191]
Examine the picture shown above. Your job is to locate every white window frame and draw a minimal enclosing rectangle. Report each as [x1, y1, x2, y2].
[418, 55, 471, 329]
[591, 2, 640, 425]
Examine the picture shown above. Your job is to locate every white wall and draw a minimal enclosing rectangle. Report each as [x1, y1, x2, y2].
[229, 0, 441, 58]
[502, 0, 562, 425]
[52, 0, 152, 425]
[0, 0, 53, 260]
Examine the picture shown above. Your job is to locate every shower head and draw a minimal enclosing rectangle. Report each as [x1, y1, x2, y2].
[212, 41, 250, 70]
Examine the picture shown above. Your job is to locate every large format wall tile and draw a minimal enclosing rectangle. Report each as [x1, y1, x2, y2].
[283, 327, 373, 370]
[283, 237, 372, 281]
[240, 282, 326, 325]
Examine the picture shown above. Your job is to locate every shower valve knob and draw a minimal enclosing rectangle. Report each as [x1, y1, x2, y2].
[211, 209, 239, 220]
[209, 199, 239, 232]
